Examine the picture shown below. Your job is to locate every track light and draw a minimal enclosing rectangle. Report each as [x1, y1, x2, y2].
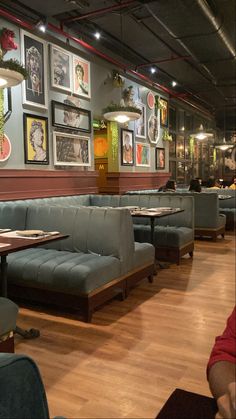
[150, 67, 156, 74]
[172, 80, 177, 87]
[36, 18, 47, 33]
[94, 31, 101, 40]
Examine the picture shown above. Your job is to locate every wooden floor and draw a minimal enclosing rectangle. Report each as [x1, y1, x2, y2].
[15, 233, 235, 419]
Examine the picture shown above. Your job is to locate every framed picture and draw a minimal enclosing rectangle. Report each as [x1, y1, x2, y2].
[21, 30, 48, 109]
[23, 113, 49, 164]
[72, 55, 91, 99]
[121, 128, 134, 166]
[135, 102, 146, 139]
[51, 100, 91, 133]
[50, 45, 72, 92]
[159, 98, 168, 127]
[136, 142, 150, 167]
[53, 131, 91, 166]
[156, 147, 165, 170]
[148, 113, 160, 144]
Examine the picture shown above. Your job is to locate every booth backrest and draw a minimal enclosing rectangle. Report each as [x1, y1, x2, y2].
[25, 205, 135, 271]
[0, 203, 28, 230]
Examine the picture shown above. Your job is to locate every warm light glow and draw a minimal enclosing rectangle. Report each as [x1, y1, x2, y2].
[94, 31, 101, 40]
[0, 77, 7, 87]
[114, 114, 130, 123]
[195, 133, 207, 140]
[215, 144, 233, 151]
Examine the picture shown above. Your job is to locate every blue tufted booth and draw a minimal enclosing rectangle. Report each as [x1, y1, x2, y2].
[204, 189, 236, 230]
[0, 194, 194, 264]
[0, 203, 155, 321]
[0, 298, 18, 353]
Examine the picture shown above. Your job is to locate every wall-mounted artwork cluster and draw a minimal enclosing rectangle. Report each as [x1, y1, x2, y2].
[120, 128, 151, 167]
[20, 30, 92, 167]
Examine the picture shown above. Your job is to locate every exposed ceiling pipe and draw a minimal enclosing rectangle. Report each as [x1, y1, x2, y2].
[0, 7, 213, 118]
[136, 55, 191, 69]
[196, 0, 236, 58]
[62, 0, 137, 24]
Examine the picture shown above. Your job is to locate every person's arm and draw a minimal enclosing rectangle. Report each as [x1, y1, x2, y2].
[207, 307, 236, 418]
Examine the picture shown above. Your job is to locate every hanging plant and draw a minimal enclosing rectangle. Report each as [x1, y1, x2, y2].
[0, 28, 28, 79]
[110, 121, 119, 161]
[189, 135, 195, 158]
[112, 70, 125, 88]
[162, 128, 172, 142]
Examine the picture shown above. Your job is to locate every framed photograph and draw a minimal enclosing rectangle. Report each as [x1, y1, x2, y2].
[23, 113, 49, 164]
[136, 142, 150, 167]
[21, 30, 48, 109]
[121, 128, 134, 166]
[50, 45, 72, 92]
[159, 97, 168, 127]
[135, 102, 146, 139]
[156, 147, 165, 170]
[53, 131, 91, 166]
[51, 100, 91, 133]
[148, 113, 160, 144]
[72, 55, 91, 99]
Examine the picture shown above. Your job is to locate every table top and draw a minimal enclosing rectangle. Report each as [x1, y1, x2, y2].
[156, 388, 217, 419]
[218, 195, 233, 200]
[130, 208, 184, 218]
[0, 232, 68, 256]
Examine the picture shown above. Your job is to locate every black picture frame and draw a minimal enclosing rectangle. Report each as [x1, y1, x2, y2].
[23, 113, 49, 165]
[51, 100, 91, 133]
[121, 128, 134, 166]
[156, 147, 165, 170]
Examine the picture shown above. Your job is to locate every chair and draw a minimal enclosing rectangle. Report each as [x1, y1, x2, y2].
[0, 298, 18, 353]
[0, 353, 50, 419]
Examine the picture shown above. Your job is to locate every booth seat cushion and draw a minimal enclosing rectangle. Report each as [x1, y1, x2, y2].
[0, 298, 18, 337]
[133, 225, 193, 247]
[7, 248, 121, 295]
[133, 242, 155, 269]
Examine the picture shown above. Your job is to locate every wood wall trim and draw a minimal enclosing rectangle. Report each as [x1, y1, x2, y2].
[0, 169, 99, 200]
[100, 172, 171, 194]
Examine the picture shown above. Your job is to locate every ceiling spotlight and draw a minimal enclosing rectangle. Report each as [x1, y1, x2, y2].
[36, 19, 47, 33]
[150, 67, 156, 74]
[172, 80, 177, 87]
[94, 31, 101, 40]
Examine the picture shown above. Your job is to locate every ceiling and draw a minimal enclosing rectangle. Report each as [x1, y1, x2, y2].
[1, 0, 236, 131]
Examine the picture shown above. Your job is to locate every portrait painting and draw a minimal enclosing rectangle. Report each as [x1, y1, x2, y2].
[72, 55, 91, 99]
[156, 147, 165, 170]
[51, 100, 91, 133]
[136, 142, 150, 167]
[148, 113, 159, 144]
[23, 113, 49, 164]
[121, 129, 134, 166]
[21, 30, 48, 109]
[135, 102, 146, 139]
[51, 45, 72, 92]
[53, 132, 91, 166]
[159, 97, 168, 127]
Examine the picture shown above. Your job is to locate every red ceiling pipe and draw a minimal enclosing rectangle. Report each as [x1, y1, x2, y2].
[136, 55, 191, 69]
[62, 0, 137, 24]
[0, 7, 212, 118]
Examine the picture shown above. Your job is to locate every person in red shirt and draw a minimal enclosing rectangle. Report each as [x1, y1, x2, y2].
[207, 306, 236, 418]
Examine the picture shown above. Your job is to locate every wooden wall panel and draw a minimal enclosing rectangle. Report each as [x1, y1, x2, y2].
[99, 172, 171, 194]
[0, 169, 99, 200]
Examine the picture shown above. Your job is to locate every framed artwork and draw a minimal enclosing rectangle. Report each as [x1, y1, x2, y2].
[136, 142, 150, 167]
[135, 102, 146, 139]
[156, 147, 165, 170]
[53, 131, 91, 166]
[121, 128, 134, 166]
[72, 55, 91, 99]
[0, 134, 11, 162]
[21, 30, 48, 109]
[147, 91, 155, 109]
[148, 113, 159, 144]
[50, 45, 72, 92]
[51, 100, 91, 133]
[159, 98, 168, 127]
[23, 113, 49, 164]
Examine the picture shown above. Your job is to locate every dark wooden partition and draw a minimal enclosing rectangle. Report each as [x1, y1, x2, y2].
[0, 169, 99, 200]
[99, 172, 171, 194]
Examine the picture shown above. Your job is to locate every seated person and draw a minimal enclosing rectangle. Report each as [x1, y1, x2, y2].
[189, 178, 202, 192]
[207, 306, 236, 419]
[208, 178, 221, 189]
[158, 180, 176, 192]
[229, 177, 236, 190]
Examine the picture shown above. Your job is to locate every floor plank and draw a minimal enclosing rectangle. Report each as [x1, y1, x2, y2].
[15, 233, 235, 418]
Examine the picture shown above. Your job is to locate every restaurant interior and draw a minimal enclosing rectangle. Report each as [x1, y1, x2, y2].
[0, 1, 235, 418]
